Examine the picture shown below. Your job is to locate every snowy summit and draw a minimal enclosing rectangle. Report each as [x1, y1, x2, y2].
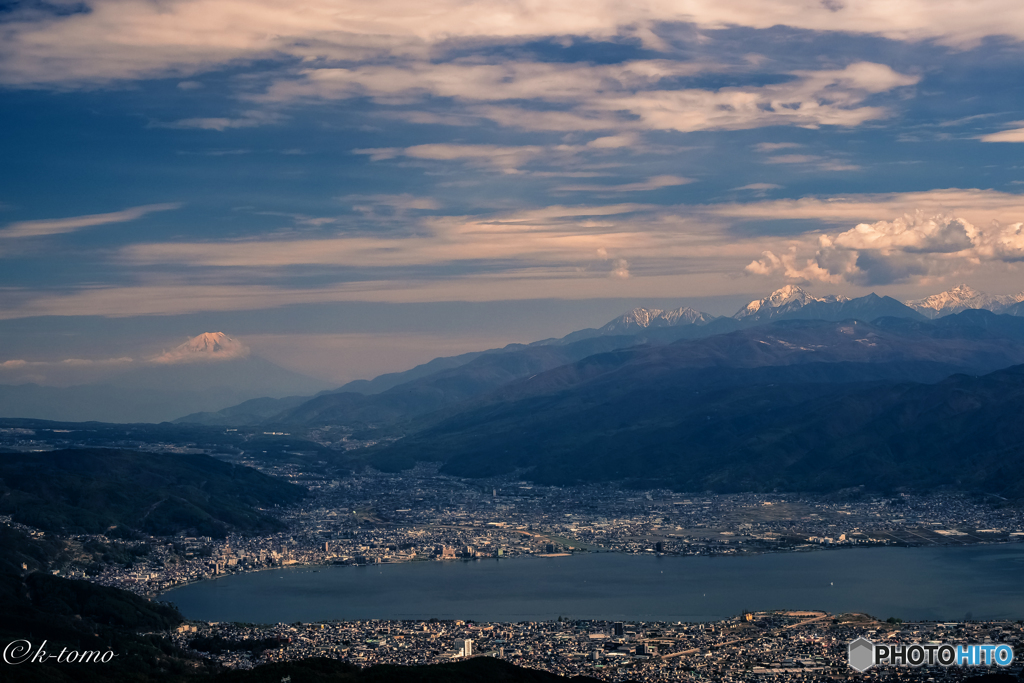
[152, 332, 250, 364]
[734, 285, 848, 320]
[600, 307, 714, 333]
[904, 284, 1024, 318]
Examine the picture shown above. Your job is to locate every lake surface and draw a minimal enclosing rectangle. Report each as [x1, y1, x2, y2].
[165, 544, 1024, 624]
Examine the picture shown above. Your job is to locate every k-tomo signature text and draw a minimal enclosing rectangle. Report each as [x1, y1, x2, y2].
[3, 640, 117, 665]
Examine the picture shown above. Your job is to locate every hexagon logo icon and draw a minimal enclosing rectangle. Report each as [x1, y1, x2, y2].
[848, 636, 875, 672]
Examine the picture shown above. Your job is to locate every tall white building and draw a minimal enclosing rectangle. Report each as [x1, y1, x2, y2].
[454, 638, 473, 657]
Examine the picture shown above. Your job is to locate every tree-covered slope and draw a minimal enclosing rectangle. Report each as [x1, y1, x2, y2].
[0, 449, 306, 538]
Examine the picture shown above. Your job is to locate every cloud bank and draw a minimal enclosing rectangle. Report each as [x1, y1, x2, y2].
[1, 0, 1021, 87]
[747, 211, 1024, 286]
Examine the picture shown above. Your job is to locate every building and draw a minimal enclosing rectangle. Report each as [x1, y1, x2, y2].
[454, 638, 473, 657]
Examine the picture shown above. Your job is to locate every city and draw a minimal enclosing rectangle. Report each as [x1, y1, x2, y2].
[33, 465, 1022, 596]
[165, 610, 1023, 681]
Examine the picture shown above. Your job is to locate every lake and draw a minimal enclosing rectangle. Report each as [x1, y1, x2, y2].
[165, 544, 1024, 624]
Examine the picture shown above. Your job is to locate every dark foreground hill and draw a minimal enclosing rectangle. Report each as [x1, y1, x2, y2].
[0, 527, 594, 683]
[0, 449, 306, 538]
[365, 321, 1024, 499]
[0, 523, 207, 683]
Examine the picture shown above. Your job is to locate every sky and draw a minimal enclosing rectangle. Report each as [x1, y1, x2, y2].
[2, 0, 1024, 385]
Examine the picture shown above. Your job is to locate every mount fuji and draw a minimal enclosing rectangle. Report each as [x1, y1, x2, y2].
[0, 333, 331, 423]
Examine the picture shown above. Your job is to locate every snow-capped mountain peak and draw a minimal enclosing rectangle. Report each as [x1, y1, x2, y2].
[735, 286, 848, 320]
[599, 306, 714, 333]
[657, 307, 714, 326]
[905, 284, 1024, 318]
[152, 332, 250, 364]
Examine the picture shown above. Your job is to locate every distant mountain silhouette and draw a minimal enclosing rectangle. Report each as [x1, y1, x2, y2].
[362, 319, 1024, 499]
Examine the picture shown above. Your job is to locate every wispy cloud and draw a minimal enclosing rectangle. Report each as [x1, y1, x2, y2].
[268, 61, 917, 134]
[0, 1, 1018, 87]
[354, 142, 611, 173]
[734, 183, 783, 191]
[753, 143, 803, 152]
[151, 111, 283, 131]
[762, 154, 860, 172]
[0, 357, 134, 368]
[555, 175, 695, 192]
[704, 188, 1024, 227]
[980, 122, 1024, 142]
[1, 188, 1021, 318]
[764, 154, 823, 164]
[0, 203, 180, 239]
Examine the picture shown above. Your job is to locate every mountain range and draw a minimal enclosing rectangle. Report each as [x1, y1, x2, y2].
[176, 283, 1020, 429]
[905, 283, 1024, 318]
[170, 284, 1024, 500]
[2, 283, 1021, 430]
[360, 315, 1024, 498]
[7, 283, 1024, 498]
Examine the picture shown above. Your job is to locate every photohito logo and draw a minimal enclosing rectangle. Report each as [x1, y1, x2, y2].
[848, 636, 1014, 672]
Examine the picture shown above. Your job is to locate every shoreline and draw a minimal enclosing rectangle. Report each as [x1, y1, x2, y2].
[157, 541, 1024, 625]
[152, 536, 1024, 600]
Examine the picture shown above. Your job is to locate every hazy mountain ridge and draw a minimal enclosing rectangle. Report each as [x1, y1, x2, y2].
[4, 285, 1017, 426]
[179, 286, 1021, 428]
[259, 334, 651, 427]
[0, 332, 333, 423]
[363, 318, 1024, 498]
[0, 355, 332, 423]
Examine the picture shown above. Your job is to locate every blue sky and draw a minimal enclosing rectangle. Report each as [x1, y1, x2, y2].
[2, 1, 1024, 384]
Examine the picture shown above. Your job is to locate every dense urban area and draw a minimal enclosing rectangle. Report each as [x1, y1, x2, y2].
[2, 427, 1023, 680]
[166, 610, 1023, 682]
[25, 463, 1024, 596]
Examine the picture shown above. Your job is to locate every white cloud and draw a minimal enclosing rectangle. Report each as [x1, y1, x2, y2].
[0, 357, 134, 368]
[2, 188, 1022, 318]
[762, 154, 860, 172]
[0, 1, 1019, 87]
[746, 211, 1024, 286]
[754, 142, 803, 152]
[734, 183, 782, 191]
[610, 258, 631, 278]
[703, 188, 1024, 227]
[151, 110, 284, 131]
[266, 61, 917, 134]
[980, 123, 1024, 142]
[831, 213, 974, 253]
[342, 194, 441, 213]
[587, 134, 641, 149]
[764, 154, 823, 164]
[0, 356, 136, 386]
[355, 143, 547, 171]
[555, 175, 695, 192]
[0, 203, 181, 239]
[118, 203, 662, 268]
[355, 141, 631, 173]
